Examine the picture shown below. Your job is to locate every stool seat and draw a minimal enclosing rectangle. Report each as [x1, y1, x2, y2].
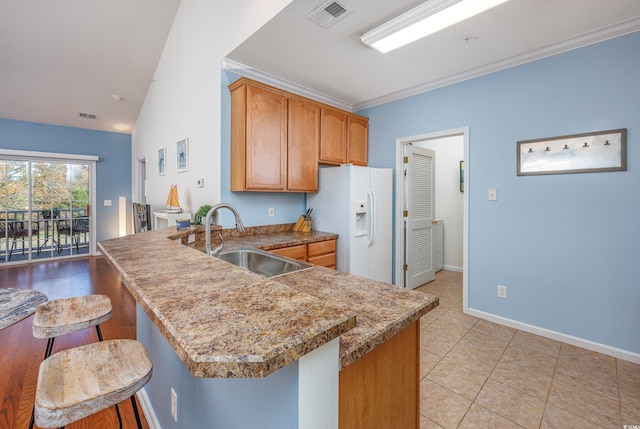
[33, 294, 112, 339]
[34, 339, 152, 428]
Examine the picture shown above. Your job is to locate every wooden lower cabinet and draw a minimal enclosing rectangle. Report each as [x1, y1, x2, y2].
[269, 243, 306, 261]
[269, 239, 336, 269]
[339, 321, 420, 429]
[307, 239, 336, 269]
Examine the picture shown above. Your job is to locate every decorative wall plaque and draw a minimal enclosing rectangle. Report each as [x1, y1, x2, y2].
[517, 128, 626, 176]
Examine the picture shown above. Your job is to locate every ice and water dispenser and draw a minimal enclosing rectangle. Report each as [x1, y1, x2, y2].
[354, 200, 368, 236]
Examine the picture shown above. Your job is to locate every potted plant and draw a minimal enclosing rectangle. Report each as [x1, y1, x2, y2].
[193, 204, 214, 225]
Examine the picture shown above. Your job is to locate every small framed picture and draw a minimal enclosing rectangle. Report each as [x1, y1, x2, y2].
[157, 147, 166, 175]
[177, 138, 188, 172]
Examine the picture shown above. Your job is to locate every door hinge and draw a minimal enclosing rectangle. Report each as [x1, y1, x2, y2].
[403, 156, 408, 164]
[403, 210, 408, 217]
[403, 264, 408, 271]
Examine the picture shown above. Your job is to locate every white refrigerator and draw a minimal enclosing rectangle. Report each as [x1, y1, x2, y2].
[307, 165, 393, 283]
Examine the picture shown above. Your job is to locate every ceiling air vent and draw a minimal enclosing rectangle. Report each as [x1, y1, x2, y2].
[79, 112, 98, 120]
[307, 1, 351, 28]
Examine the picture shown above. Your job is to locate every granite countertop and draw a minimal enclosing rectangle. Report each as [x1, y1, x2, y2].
[98, 224, 438, 378]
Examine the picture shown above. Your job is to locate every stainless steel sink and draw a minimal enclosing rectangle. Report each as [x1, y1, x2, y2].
[217, 248, 312, 278]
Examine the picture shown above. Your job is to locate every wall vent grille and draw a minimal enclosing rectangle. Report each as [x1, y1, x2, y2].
[79, 112, 98, 120]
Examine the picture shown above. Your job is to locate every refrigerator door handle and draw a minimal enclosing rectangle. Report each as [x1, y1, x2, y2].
[367, 188, 376, 247]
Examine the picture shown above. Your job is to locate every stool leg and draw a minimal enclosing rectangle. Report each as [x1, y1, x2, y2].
[95, 324, 104, 342]
[131, 394, 144, 429]
[30, 337, 56, 429]
[115, 403, 123, 429]
[44, 337, 55, 359]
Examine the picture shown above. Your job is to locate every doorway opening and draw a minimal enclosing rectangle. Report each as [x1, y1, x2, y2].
[395, 128, 469, 310]
[137, 157, 147, 204]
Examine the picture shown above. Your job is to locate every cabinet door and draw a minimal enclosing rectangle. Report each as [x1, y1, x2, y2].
[347, 116, 368, 166]
[288, 99, 319, 191]
[307, 239, 336, 269]
[270, 244, 307, 261]
[245, 85, 287, 190]
[319, 108, 347, 165]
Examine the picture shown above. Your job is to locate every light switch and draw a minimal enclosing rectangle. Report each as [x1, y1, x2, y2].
[488, 188, 497, 201]
[104, 200, 112, 206]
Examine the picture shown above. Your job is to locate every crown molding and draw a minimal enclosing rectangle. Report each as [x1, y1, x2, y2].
[221, 58, 353, 111]
[354, 18, 640, 111]
[224, 19, 640, 114]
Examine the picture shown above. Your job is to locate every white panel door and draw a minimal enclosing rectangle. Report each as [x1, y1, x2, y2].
[406, 145, 435, 289]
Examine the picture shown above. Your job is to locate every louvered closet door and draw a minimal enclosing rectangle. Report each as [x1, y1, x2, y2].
[406, 145, 435, 289]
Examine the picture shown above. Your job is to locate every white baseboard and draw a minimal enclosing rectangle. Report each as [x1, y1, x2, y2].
[466, 308, 640, 364]
[443, 265, 463, 273]
[136, 388, 161, 429]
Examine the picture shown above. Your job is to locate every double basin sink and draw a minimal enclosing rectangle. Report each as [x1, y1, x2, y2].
[217, 248, 312, 278]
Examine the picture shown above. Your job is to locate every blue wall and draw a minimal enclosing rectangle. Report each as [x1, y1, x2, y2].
[358, 32, 640, 355]
[137, 305, 299, 428]
[0, 118, 131, 242]
[219, 71, 306, 228]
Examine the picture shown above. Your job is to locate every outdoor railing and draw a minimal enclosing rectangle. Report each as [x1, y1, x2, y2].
[0, 208, 90, 261]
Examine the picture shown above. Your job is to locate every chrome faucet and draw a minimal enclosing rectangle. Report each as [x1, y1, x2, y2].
[205, 203, 245, 257]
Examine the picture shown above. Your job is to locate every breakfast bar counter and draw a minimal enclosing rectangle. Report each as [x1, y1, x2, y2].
[98, 223, 438, 428]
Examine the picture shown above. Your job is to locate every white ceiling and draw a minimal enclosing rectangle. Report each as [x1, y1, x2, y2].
[227, 0, 640, 111]
[0, 0, 181, 133]
[1, 0, 639, 134]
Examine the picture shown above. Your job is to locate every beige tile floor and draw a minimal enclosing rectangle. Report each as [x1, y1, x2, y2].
[416, 270, 640, 429]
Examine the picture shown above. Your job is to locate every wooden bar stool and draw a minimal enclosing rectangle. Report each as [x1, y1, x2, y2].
[33, 339, 152, 429]
[30, 294, 113, 429]
[32, 294, 113, 359]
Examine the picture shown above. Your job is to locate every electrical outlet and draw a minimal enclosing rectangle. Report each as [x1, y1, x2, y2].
[497, 284, 507, 299]
[268, 207, 275, 217]
[196, 178, 204, 188]
[488, 188, 497, 201]
[171, 388, 178, 422]
[104, 199, 112, 206]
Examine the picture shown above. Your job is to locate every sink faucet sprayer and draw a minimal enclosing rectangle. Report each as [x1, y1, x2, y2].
[205, 203, 245, 257]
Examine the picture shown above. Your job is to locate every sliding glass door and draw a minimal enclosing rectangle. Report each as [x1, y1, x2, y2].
[0, 160, 32, 263]
[0, 156, 93, 264]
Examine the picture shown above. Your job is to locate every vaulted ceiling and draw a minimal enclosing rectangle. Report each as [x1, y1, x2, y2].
[1, 0, 639, 133]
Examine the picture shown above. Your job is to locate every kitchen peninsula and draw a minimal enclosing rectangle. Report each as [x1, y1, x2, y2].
[98, 224, 438, 429]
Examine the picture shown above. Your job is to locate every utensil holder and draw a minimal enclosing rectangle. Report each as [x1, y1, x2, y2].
[293, 215, 311, 232]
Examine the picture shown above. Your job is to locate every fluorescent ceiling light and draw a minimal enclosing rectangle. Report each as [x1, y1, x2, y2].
[360, 0, 512, 53]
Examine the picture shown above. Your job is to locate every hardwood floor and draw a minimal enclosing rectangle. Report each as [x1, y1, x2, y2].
[0, 256, 149, 429]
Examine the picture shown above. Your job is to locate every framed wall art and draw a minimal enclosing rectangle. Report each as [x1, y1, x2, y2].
[517, 128, 626, 176]
[177, 138, 188, 173]
[157, 147, 166, 176]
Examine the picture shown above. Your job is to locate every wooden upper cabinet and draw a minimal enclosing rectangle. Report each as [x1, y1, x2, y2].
[230, 78, 319, 192]
[230, 77, 368, 192]
[319, 108, 369, 166]
[319, 108, 347, 165]
[288, 98, 319, 192]
[245, 85, 287, 190]
[347, 116, 368, 166]
[230, 81, 287, 191]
